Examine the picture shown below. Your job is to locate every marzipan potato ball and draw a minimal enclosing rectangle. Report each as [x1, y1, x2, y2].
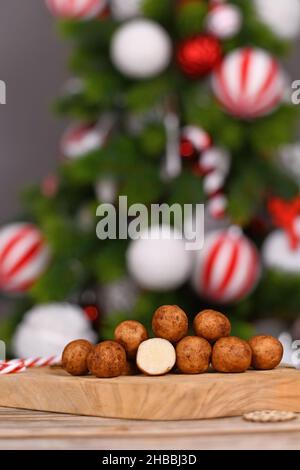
[152, 305, 188, 343]
[62, 306, 285, 380]
[136, 338, 176, 375]
[62, 339, 93, 376]
[249, 335, 283, 370]
[176, 336, 212, 374]
[87, 340, 126, 378]
[212, 337, 252, 373]
[114, 320, 148, 359]
[193, 309, 231, 343]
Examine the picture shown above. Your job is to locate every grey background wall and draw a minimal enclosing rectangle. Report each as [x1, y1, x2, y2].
[0, 1, 299, 222]
[0, 0, 68, 221]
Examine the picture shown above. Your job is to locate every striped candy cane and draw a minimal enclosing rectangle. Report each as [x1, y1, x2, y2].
[0, 355, 61, 375]
[180, 125, 212, 161]
[22, 355, 61, 368]
[198, 147, 231, 219]
[180, 127, 231, 219]
[0, 360, 26, 375]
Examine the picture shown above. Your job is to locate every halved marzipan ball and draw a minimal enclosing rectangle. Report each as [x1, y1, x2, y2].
[212, 337, 252, 373]
[62, 339, 93, 376]
[136, 338, 176, 376]
[114, 320, 148, 359]
[152, 305, 188, 343]
[176, 336, 212, 374]
[87, 340, 126, 378]
[249, 335, 283, 370]
[193, 309, 231, 343]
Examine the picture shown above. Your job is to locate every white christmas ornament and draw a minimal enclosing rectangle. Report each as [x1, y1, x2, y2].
[110, 19, 172, 79]
[262, 229, 300, 273]
[110, 0, 143, 21]
[0, 223, 51, 293]
[46, 0, 107, 19]
[206, 3, 242, 39]
[193, 227, 261, 303]
[127, 225, 192, 291]
[212, 47, 286, 119]
[254, 0, 300, 39]
[12, 303, 97, 358]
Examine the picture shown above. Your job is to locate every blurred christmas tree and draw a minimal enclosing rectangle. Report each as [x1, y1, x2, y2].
[1, 0, 300, 356]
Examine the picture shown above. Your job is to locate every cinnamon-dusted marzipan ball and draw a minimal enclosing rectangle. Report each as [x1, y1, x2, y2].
[87, 341, 126, 378]
[176, 336, 212, 374]
[249, 335, 283, 370]
[212, 337, 252, 373]
[114, 320, 148, 359]
[62, 339, 93, 376]
[136, 338, 176, 376]
[152, 305, 188, 343]
[193, 309, 231, 343]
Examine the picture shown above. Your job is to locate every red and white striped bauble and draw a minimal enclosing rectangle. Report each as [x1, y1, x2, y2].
[61, 123, 106, 160]
[212, 48, 286, 119]
[180, 125, 212, 161]
[193, 227, 261, 303]
[46, 0, 107, 19]
[0, 223, 51, 293]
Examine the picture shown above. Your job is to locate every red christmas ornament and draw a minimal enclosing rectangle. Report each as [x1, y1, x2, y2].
[84, 305, 100, 322]
[177, 35, 222, 78]
[79, 287, 101, 329]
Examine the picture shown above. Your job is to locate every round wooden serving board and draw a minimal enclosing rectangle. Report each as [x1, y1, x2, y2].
[0, 366, 299, 420]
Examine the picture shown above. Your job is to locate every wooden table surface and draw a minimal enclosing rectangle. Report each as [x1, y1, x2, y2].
[1, 407, 300, 450]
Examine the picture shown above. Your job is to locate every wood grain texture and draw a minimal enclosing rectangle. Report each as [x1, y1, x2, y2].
[0, 366, 299, 421]
[0, 407, 300, 450]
